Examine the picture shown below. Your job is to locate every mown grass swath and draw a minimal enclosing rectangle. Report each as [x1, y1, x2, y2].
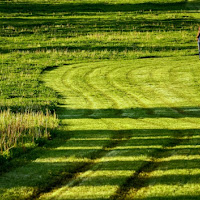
[1, 0, 200, 199]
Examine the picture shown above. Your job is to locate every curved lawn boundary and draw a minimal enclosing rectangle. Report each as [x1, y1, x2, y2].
[1, 57, 200, 200]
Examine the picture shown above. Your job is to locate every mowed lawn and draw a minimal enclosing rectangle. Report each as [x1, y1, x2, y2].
[1, 0, 200, 200]
[39, 57, 200, 200]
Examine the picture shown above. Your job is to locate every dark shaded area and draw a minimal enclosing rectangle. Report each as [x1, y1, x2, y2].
[0, 1, 199, 14]
[124, 196, 200, 200]
[0, 127, 200, 199]
[29, 196, 200, 200]
[0, 17, 198, 38]
[0, 130, 71, 175]
[111, 127, 200, 200]
[0, 44, 196, 54]
[0, 99, 58, 113]
[77, 173, 200, 186]
[57, 106, 200, 119]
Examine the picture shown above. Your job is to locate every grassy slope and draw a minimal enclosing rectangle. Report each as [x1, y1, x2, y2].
[1, 0, 200, 199]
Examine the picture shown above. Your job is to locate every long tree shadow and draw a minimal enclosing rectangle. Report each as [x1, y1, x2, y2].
[124, 196, 200, 200]
[0, 17, 198, 38]
[41, 196, 200, 200]
[57, 106, 200, 119]
[0, 1, 199, 14]
[0, 45, 196, 54]
[0, 128, 200, 199]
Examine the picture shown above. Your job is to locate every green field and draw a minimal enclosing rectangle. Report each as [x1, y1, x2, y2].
[1, 0, 200, 199]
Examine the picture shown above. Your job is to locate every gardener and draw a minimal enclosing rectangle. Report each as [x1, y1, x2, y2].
[197, 26, 200, 59]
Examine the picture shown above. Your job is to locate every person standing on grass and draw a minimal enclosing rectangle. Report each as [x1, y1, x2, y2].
[197, 26, 200, 59]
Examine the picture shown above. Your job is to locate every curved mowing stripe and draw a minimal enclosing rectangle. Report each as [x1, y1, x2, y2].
[37, 57, 200, 200]
[1, 57, 200, 200]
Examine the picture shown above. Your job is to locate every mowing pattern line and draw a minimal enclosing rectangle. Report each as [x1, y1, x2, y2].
[37, 58, 200, 200]
[111, 130, 189, 200]
[31, 128, 132, 200]
[1, 57, 200, 200]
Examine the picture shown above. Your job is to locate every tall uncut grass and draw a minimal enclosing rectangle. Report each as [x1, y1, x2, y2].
[0, 109, 59, 154]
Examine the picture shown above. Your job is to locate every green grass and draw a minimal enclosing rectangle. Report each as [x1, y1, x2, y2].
[1, 57, 200, 199]
[1, 0, 200, 199]
[37, 57, 200, 200]
[0, 0, 199, 112]
[0, 109, 58, 155]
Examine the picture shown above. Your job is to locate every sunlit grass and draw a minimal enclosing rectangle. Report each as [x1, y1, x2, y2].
[0, 109, 59, 154]
[0, 0, 199, 114]
[37, 57, 200, 199]
[1, 0, 200, 199]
